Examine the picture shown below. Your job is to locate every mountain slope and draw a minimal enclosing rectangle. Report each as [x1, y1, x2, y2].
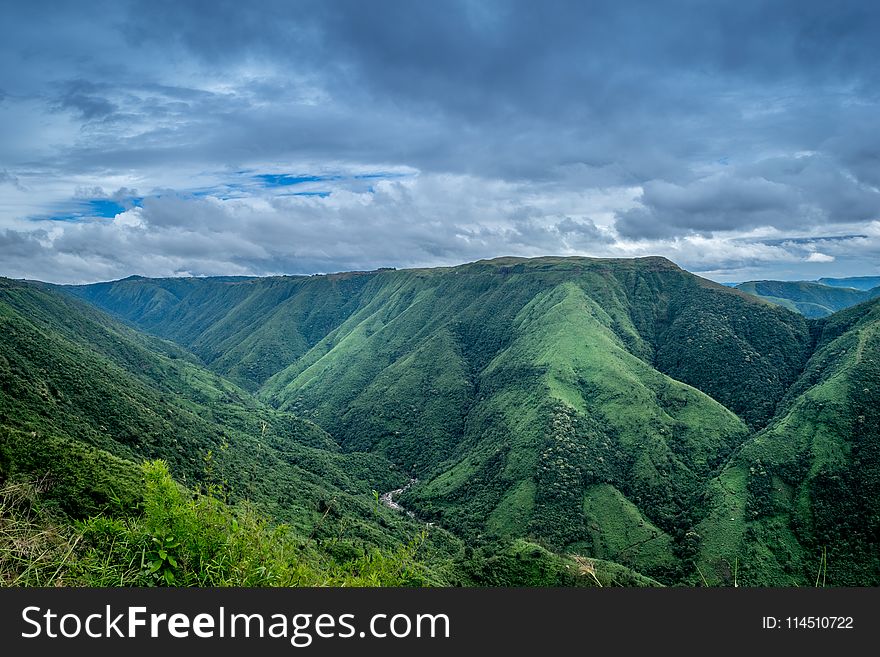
[697, 297, 880, 585]
[399, 280, 749, 579]
[2, 277, 663, 588]
[252, 257, 809, 580]
[55, 256, 825, 584]
[64, 258, 812, 430]
[63, 273, 378, 392]
[0, 278, 407, 542]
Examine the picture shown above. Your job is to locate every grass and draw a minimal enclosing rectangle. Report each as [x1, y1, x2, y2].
[578, 483, 676, 574]
[0, 462, 439, 587]
[486, 479, 536, 537]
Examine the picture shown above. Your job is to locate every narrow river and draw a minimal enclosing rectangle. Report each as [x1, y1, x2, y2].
[379, 477, 417, 517]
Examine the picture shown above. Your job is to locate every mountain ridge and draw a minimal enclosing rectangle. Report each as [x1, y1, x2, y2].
[54, 256, 825, 583]
[736, 278, 880, 318]
[6, 256, 876, 584]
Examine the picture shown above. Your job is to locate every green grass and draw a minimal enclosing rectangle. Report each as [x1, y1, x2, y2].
[487, 479, 536, 537]
[0, 461, 440, 587]
[577, 483, 676, 575]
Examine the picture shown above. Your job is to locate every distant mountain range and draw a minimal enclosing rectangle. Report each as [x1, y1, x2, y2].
[735, 277, 880, 318]
[2, 256, 878, 586]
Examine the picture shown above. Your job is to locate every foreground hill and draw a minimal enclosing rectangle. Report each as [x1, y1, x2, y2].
[61, 257, 822, 583]
[736, 279, 880, 318]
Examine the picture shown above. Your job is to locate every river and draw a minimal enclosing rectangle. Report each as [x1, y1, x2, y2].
[379, 477, 417, 517]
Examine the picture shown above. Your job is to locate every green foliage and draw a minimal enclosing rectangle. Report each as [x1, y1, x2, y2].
[28, 258, 832, 585]
[0, 279, 407, 546]
[697, 298, 880, 585]
[653, 284, 811, 428]
[0, 426, 142, 517]
[1, 462, 440, 587]
[458, 539, 661, 587]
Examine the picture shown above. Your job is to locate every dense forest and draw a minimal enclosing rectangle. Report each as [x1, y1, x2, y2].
[2, 256, 878, 586]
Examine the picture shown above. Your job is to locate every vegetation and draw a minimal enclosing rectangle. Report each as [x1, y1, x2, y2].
[0, 461, 435, 587]
[1, 272, 652, 587]
[2, 256, 878, 586]
[696, 297, 880, 585]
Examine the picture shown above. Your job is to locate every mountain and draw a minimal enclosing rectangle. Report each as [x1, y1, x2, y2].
[65, 257, 812, 429]
[57, 256, 824, 583]
[7, 256, 876, 585]
[818, 276, 880, 291]
[0, 277, 409, 538]
[697, 297, 880, 585]
[0, 276, 650, 587]
[63, 273, 378, 392]
[736, 280, 880, 318]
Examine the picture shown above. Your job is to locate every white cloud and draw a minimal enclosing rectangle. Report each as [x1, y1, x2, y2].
[2, 2, 880, 283]
[4, 169, 876, 284]
[806, 252, 835, 263]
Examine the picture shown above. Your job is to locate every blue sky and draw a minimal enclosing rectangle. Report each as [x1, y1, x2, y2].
[1, 0, 879, 283]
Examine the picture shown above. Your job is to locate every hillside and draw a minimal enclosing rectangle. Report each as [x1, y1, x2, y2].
[736, 280, 880, 318]
[1, 276, 653, 587]
[63, 273, 379, 392]
[0, 278, 414, 538]
[697, 297, 880, 585]
[66, 257, 812, 429]
[58, 256, 822, 583]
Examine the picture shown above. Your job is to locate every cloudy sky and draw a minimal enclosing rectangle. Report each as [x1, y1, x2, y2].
[2, 0, 879, 284]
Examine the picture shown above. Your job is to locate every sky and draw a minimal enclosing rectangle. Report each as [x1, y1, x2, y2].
[1, 0, 879, 284]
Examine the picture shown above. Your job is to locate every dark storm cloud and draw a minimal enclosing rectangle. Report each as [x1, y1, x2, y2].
[616, 175, 802, 239]
[1, 0, 879, 282]
[53, 80, 119, 120]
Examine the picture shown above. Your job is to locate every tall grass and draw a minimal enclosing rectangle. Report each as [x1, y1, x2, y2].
[0, 477, 77, 586]
[1, 461, 433, 587]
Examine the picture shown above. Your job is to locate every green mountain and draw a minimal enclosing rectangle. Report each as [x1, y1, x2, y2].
[6, 256, 877, 585]
[697, 297, 880, 585]
[0, 277, 409, 537]
[0, 276, 650, 587]
[736, 280, 880, 318]
[55, 256, 834, 584]
[64, 272, 377, 392]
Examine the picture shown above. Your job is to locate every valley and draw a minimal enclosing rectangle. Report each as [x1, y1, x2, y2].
[2, 256, 878, 586]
